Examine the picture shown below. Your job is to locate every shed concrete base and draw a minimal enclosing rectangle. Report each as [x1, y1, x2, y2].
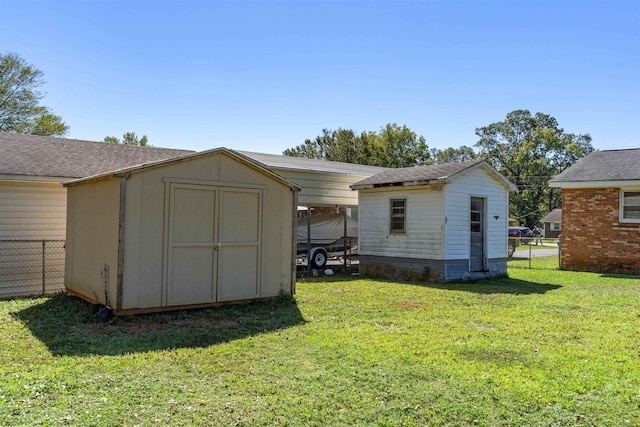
[360, 255, 507, 282]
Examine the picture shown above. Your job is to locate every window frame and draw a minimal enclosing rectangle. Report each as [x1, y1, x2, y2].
[550, 222, 561, 231]
[620, 189, 640, 223]
[389, 199, 406, 234]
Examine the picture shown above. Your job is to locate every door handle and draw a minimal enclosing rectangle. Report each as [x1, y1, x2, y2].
[214, 242, 222, 250]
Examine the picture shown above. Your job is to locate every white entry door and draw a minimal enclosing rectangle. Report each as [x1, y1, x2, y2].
[165, 183, 262, 306]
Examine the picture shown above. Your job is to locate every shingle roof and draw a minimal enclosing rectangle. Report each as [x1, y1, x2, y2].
[238, 150, 390, 177]
[0, 132, 194, 179]
[351, 159, 517, 190]
[64, 147, 301, 191]
[550, 148, 640, 184]
[540, 208, 562, 223]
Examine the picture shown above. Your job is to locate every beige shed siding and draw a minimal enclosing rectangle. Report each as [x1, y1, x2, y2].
[64, 178, 121, 305]
[444, 167, 509, 259]
[0, 181, 66, 239]
[119, 153, 295, 311]
[277, 170, 364, 205]
[358, 186, 445, 259]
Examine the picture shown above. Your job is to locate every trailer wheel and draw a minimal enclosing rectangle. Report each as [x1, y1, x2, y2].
[310, 248, 328, 269]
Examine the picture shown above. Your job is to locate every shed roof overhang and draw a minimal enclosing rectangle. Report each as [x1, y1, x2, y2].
[351, 161, 517, 192]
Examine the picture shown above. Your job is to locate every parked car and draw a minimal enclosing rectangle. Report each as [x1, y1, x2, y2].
[518, 227, 534, 244]
[508, 227, 521, 257]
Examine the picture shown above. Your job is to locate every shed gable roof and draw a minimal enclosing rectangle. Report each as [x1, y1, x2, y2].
[64, 147, 300, 191]
[0, 132, 194, 179]
[350, 160, 516, 190]
[549, 148, 640, 187]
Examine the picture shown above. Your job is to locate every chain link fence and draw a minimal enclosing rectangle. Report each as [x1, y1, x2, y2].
[0, 240, 65, 298]
[509, 237, 560, 269]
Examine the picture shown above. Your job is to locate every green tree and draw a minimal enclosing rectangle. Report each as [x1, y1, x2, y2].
[103, 132, 149, 146]
[0, 52, 68, 136]
[430, 145, 478, 164]
[475, 110, 593, 228]
[375, 123, 429, 168]
[283, 123, 429, 168]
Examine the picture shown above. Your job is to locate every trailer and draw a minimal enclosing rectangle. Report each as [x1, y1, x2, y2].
[297, 213, 358, 269]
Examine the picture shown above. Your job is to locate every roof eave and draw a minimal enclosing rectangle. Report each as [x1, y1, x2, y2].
[549, 179, 640, 189]
[351, 178, 446, 190]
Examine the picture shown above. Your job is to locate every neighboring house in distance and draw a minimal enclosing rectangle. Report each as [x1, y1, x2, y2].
[0, 132, 193, 240]
[0, 132, 192, 298]
[540, 208, 562, 239]
[549, 148, 640, 275]
[351, 160, 516, 282]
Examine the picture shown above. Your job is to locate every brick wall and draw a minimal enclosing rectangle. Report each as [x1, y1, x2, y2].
[543, 223, 561, 239]
[561, 188, 640, 275]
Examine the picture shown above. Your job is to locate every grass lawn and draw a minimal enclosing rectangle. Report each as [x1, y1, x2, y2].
[1, 258, 638, 426]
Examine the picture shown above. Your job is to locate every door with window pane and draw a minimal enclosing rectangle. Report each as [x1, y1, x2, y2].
[470, 197, 486, 272]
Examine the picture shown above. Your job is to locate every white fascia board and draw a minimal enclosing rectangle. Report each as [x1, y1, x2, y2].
[549, 180, 640, 189]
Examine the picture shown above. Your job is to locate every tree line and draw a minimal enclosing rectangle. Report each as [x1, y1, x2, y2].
[283, 113, 593, 228]
[1, 52, 594, 227]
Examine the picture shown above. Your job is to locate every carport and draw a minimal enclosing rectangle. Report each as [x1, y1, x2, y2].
[238, 151, 388, 273]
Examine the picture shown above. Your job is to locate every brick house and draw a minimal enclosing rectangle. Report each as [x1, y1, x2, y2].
[549, 148, 640, 275]
[540, 208, 562, 239]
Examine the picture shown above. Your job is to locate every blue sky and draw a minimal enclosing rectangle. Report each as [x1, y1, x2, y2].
[2, 0, 638, 154]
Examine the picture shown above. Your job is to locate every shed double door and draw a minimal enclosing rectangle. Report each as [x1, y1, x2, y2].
[165, 183, 262, 306]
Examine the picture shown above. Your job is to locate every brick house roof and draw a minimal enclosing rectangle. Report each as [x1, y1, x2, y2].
[0, 132, 194, 179]
[540, 208, 562, 223]
[550, 148, 640, 185]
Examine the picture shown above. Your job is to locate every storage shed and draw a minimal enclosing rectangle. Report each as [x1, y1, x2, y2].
[351, 160, 516, 282]
[64, 148, 300, 314]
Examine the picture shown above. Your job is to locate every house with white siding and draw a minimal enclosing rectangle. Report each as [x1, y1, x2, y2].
[351, 160, 516, 282]
[0, 132, 192, 297]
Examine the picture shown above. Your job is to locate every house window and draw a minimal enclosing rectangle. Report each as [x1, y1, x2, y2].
[390, 199, 406, 233]
[621, 190, 640, 222]
[550, 222, 561, 231]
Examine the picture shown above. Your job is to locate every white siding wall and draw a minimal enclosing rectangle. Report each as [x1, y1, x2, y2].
[358, 186, 445, 259]
[0, 181, 66, 239]
[444, 168, 509, 259]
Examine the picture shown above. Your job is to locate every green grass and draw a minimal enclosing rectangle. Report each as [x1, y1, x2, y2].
[509, 253, 560, 270]
[1, 259, 638, 426]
